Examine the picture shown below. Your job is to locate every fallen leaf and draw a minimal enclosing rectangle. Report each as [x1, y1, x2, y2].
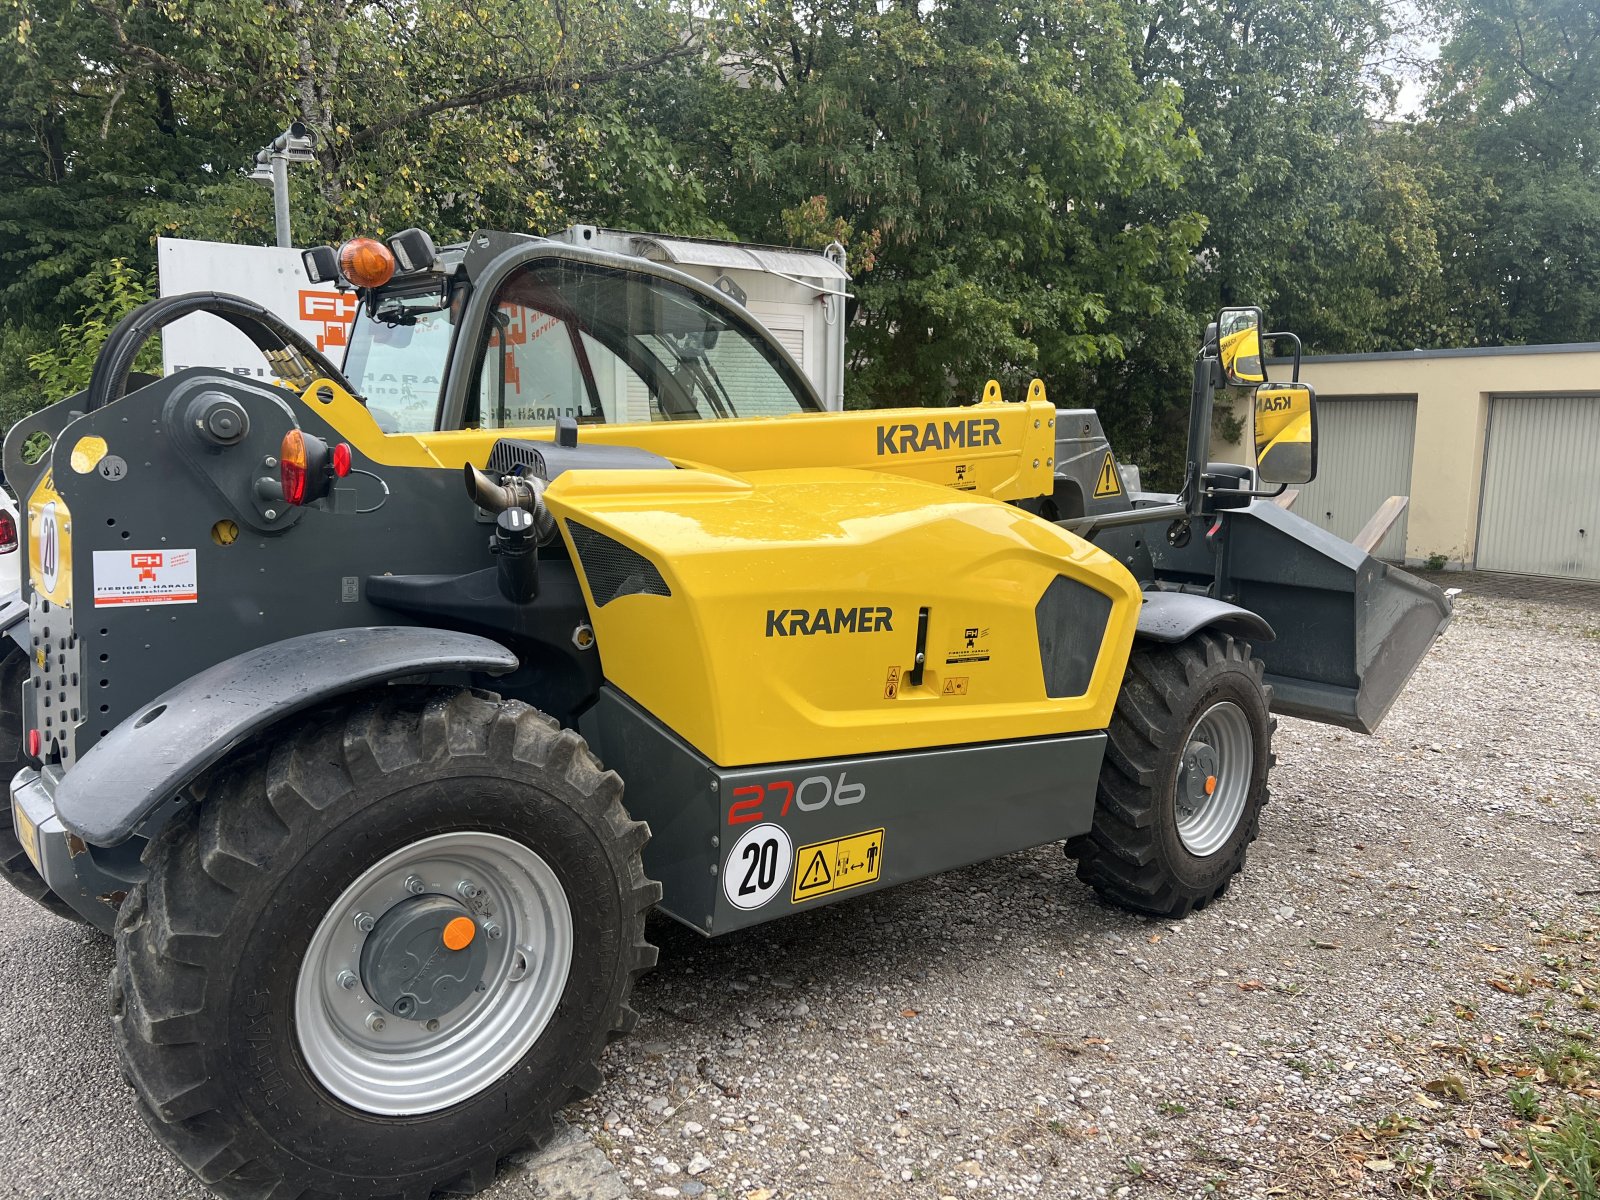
[1311, 939, 1342, 950]
[1238, 980, 1265, 991]
[1415, 1094, 1445, 1110]
[900, 1009, 919, 1018]
[1364, 1158, 1396, 1172]
[1423, 1076, 1468, 1102]
[745, 1191, 774, 1200]
[1489, 979, 1519, 994]
[1479, 943, 1505, 952]
[1148, 933, 1163, 944]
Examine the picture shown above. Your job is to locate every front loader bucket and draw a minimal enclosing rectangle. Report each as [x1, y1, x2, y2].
[1153, 502, 1452, 734]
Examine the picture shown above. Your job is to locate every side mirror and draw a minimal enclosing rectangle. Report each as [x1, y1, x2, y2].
[1253, 382, 1318, 485]
[1217, 306, 1266, 386]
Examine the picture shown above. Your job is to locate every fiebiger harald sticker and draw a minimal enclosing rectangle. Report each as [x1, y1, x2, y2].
[93, 549, 198, 607]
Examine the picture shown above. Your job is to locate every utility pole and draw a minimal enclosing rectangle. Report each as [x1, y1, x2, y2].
[248, 123, 317, 249]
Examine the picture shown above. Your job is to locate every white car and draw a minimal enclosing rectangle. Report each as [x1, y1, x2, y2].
[0, 489, 19, 595]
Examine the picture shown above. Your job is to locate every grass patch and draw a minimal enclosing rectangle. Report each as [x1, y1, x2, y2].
[1479, 1102, 1600, 1199]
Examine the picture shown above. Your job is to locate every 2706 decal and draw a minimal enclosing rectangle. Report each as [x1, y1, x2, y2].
[726, 772, 865, 825]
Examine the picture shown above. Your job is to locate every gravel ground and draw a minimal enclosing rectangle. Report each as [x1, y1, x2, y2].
[2, 581, 1596, 1200]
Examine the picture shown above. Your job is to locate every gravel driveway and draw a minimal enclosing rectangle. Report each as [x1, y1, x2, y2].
[3, 579, 1596, 1200]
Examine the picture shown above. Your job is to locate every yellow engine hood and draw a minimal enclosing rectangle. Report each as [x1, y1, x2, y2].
[544, 465, 1140, 766]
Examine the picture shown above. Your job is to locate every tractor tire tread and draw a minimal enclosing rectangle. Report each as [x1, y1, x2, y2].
[112, 686, 657, 1200]
[1068, 632, 1272, 919]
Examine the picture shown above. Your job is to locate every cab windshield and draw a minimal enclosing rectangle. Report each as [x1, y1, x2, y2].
[342, 286, 459, 433]
[342, 256, 820, 433]
[466, 258, 819, 429]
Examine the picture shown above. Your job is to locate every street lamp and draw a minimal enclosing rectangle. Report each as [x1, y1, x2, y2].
[248, 122, 317, 249]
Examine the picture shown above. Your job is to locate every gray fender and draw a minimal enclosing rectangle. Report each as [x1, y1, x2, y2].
[1135, 591, 1275, 645]
[56, 627, 518, 847]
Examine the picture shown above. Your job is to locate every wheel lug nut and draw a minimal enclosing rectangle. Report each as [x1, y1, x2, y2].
[484, 922, 503, 940]
[404, 875, 426, 895]
[366, 1013, 386, 1032]
[353, 911, 375, 933]
[456, 880, 480, 900]
[337, 970, 358, 991]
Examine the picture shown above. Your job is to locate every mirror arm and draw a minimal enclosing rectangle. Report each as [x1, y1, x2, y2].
[1207, 480, 1288, 502]
[1264, 331, 1302, 383]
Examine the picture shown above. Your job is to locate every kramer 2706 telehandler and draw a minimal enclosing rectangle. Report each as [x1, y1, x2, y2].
[2, 229, 1449, 1199]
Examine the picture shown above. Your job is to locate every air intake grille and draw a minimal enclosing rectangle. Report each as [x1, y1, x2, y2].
[1035, 576, 1112, 699]
[485, 439, 548, 479]
[566, 522, 671, 607]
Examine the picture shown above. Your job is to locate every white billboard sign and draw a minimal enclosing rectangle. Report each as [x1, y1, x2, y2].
[157, 238, 357, 379]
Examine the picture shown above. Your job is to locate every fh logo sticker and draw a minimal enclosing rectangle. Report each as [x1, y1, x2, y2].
[93, 549, 198, 607]
[298, 290, 359, 353]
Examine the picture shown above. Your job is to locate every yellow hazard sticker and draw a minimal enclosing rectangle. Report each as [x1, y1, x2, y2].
[13, 802, 40, 874]
[883, 666, 901, 700]
[1093, 451, 1122, 498]
[792, 828, 884, 903]
[941, 676, 969, 696]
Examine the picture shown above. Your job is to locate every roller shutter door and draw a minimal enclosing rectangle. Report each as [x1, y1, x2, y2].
[1476, 394, 1600, 580]
[1291, 396, 1417, 561]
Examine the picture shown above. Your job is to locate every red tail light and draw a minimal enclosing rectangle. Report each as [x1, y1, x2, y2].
[0, 511, 15, 554]
[279, 430, 352, 507]
[280, 430, 309, 506]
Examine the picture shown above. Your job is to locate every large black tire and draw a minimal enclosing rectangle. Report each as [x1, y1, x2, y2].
[111, 687, 659, 1200]
[1068, 632, 1274, 918]
[0, 645, 85, 923]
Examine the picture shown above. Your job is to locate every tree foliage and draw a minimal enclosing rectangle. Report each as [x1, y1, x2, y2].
[1, 0, 1596, 484]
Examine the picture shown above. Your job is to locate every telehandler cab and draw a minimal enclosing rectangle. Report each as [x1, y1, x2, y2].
[1, 229, 1450, 1199]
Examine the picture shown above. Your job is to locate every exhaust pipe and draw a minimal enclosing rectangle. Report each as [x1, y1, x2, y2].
[463, 463, 557, 545]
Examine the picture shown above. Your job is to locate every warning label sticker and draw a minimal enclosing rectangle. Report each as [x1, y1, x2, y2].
[941, 676, 969, 696]
[1093, 451, 1123, 498]
[792, 828, 884, 903]
[93, 549, 198, 607]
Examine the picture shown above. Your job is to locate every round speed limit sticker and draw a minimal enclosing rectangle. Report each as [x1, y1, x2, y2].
[722, 823, 793, 911]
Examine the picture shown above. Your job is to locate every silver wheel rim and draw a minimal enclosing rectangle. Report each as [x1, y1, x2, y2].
[1175, 701, 1254, 858]
[294, 831, 573, 1115]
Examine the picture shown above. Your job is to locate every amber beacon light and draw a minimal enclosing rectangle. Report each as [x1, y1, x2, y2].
[337, 237, 396, 288]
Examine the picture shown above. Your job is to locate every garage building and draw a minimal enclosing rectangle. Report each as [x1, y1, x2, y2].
[1211, 343, 1600, 581]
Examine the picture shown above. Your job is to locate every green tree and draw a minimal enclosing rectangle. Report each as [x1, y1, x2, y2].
[1420, 0, 1600, 344]
[665, 0, 1207, 479]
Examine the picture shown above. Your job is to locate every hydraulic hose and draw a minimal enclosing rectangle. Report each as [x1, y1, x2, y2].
[84, 292, 355, 412]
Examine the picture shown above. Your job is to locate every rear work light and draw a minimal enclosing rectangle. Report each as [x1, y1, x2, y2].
[279, 429, 352, 507]
[0, 510, 16, 554]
